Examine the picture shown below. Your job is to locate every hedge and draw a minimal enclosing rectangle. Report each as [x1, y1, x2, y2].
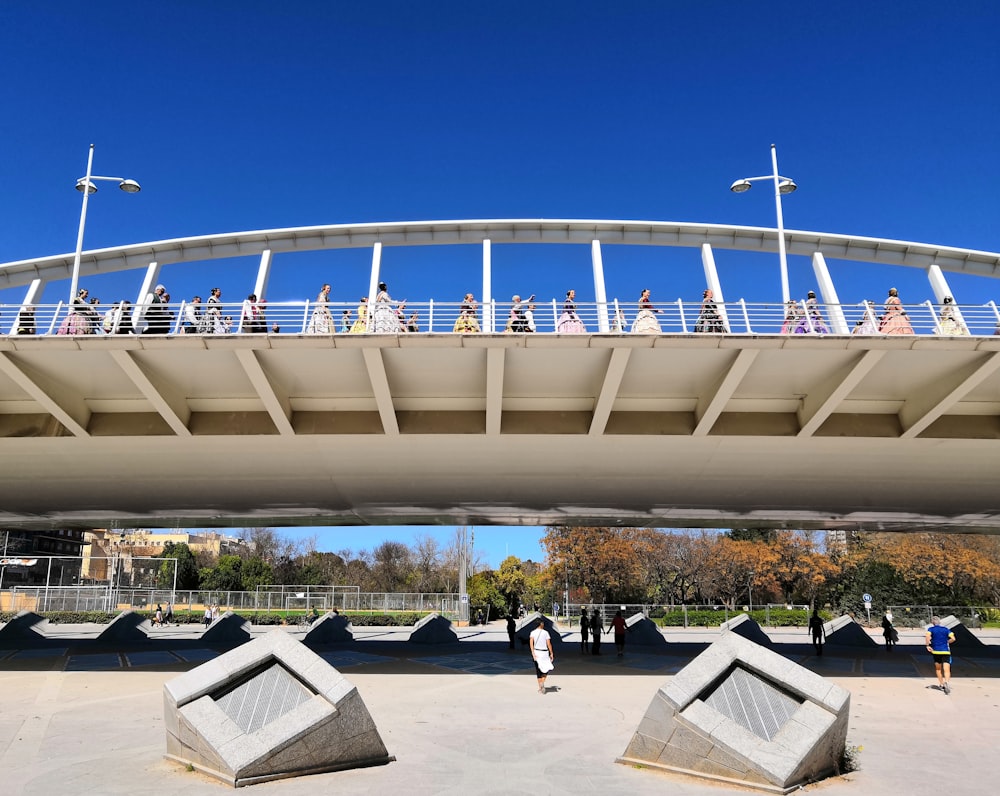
[0, 609, 428, 626]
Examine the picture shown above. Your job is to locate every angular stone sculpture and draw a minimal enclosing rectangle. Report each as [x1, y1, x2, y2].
[823, 615, 877, 648]
[164, 630, 393, 787]
[408, 612, 458, 644]
[96, 609, 151, 644]
[625, 612, 668, 646]
[304, 611, 354, 644]
[719, 613, 773, 648]
[515, 612, 564, 648]
[0, 610, 48, 646]
[621, 632, 850, 793]
[202, 611, 252, 645]
[940, 614, 985, 649]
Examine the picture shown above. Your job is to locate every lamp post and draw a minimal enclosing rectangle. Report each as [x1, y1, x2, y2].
[69, 144, 141, 303]
[730, 144, 797, 304]
[747, 570, 756, 614]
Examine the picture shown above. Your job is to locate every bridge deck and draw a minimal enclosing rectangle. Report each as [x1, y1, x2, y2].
[1, 332, 999, 532]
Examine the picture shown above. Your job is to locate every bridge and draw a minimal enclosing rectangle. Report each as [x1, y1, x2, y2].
[1, 219, 999, 533]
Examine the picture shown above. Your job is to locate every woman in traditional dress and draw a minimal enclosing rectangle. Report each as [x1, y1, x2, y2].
[349, 297, 368, 333]
[694, 289, 727, 333]
[780, 300, 803, 334]
[372, 282, 399, 333]
[631, 288, 662, 333]
[937, 296, 968, 336]
[557, 289, 587, 333]
[878, 287, 914, 334]
[453, 293, 481, 333]
[852, 300, 880, 335]
[308, 284, 333, 333]
[206, 287, 225, 334]
[794, 291, 829, 334]
[59, 289, 94, 334]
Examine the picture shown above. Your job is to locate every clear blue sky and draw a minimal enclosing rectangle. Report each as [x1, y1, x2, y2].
[2, 3, 998, 565]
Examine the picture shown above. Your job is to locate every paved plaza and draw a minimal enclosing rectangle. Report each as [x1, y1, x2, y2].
[1, 622, 998, 795]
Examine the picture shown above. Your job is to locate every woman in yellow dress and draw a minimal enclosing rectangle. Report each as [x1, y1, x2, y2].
[349, 297, 368, 333]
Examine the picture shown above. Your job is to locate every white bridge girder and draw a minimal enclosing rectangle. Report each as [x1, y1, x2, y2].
[1, 332, 999, 533]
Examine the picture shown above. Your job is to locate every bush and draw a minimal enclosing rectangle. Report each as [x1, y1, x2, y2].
[656, 608, 828, 628]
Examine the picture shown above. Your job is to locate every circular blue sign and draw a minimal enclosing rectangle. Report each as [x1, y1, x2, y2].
[862, 593, 872, 603]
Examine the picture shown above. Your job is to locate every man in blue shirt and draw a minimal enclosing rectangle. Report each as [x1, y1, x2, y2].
[925, 616, 956, 694]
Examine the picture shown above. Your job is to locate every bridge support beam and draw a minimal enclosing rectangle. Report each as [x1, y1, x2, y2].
[366, 243, 382, 328]
[589, 348, 630, 435]
[235, 349, 293, 436]
[797, 350, 885, 437]
[110, 350, 192, 436]
[483, 239, 492, 333]
[700, 244, 729, 330]
[693, 349, 758, 436]
[486, 347, 504, 435]
[132, 261, 161, 331]
[592, 240, 609, 333]
[900, 352, 1000, 439]
[0, 353, 90, 437]
[254, 249, 273, 302]
[362, 347, 398, 435]
[811, 252, 849, 334]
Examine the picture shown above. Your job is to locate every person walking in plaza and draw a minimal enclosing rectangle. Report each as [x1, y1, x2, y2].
[154, 604, 163, 627]
[529, 621, 554, 694]
[579, 607, 590, 654]
[881, 609, 897, 651]
[203, 606, 213, 628]
[808, 608, 826, 655]
[506, 613, 517, 650]
[165, 602, 174, 626]
[590, 609, 602, 655]
[925, 616, 956, 694]
[609, 609, 627, 656]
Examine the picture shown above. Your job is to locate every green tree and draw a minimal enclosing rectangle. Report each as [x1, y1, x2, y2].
[157, 542, 199, 590]
[199, 554, 244, 591]
[241, 556, 274, 591]
[495, 556, 527, 613]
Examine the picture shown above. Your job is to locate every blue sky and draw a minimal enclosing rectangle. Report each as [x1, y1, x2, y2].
[2, 3, 999, 565]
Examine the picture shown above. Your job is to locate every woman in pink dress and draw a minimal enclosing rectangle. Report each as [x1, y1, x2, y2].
[878, 287, 914, 334]
[631, 289, 662, 333]
[557, 289, 587, 333]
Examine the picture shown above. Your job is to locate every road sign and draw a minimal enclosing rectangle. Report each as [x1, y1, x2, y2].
[862, 593, 872, 603]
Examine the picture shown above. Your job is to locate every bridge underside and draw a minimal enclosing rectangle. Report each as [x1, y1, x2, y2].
[1, 333, 999, 533]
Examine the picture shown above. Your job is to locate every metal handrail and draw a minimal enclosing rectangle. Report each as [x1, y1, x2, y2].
[4, 299, 1000, 336]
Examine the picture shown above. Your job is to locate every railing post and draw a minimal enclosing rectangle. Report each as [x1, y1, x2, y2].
[677, 299, 688, 333]
[740, 299, 752, 333]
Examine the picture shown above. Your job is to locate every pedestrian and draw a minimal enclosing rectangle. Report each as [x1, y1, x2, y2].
[925, 616, 956, 694]
[881, 609, 897, 651]
[590, 609, 602, 655]
[580, 607, 590, 654]
[507, 613, 516, 650]
[609, 609, 627, 656]
[154, 603, 163, 627]
[808, 608, 826, 655]
[529, 620, 554, 694]
[203, 606, 212, 628]
[165, 602, 173, 626]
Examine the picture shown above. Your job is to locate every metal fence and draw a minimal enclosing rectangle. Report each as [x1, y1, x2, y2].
[3, 585, 460, 617]
[5, 298, 1000, 336]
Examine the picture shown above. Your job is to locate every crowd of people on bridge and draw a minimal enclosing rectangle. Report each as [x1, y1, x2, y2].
[6, 280, 998, 337]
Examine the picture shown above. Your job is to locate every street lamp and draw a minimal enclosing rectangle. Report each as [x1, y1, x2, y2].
[69, 144, 141, 303]
[730, 144, 797, 303]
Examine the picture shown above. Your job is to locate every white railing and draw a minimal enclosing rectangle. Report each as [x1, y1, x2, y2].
[4, 299, 999, 337]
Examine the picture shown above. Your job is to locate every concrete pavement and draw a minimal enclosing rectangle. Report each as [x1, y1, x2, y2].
[1, 622, 998, 795]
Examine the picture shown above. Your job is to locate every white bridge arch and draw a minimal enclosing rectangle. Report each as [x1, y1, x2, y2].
[1, 219, 999, 533]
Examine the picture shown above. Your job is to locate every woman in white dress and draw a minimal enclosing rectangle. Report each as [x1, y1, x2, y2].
[631, 288, 662, 333]
[372, 281, 400, 333]
[937, 296, 968, 336]
[309, 283, 333, 334]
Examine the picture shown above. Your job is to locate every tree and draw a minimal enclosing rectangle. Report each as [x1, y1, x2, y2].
[495, 556, 528, 612]
[371, 541, 413, 593]
[199, 554, 244, 591]
[240, 556, 274, 591]
[541, 526, 643, 604]
[157, 542, 199, 590]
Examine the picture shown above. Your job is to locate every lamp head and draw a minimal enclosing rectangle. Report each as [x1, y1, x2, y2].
[778, 179, 797, 194]
[75, 178, 97, 195]
[729, 179, 752, 193]
[118, 179, 141, 193]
